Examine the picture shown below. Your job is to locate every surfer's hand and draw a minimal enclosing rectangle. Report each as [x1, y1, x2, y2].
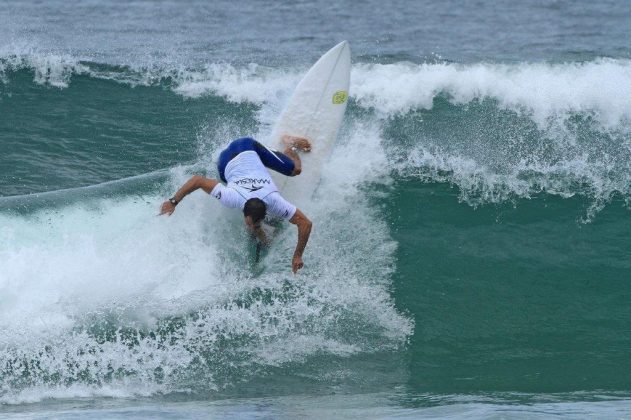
[159, 201, 175, 216]
[292, 255, 304, 273]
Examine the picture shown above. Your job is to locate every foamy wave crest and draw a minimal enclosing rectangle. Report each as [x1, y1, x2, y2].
[400, 146, 631, 220]
[352, 59, 631, 130]
[0, 38, 302, 105]
[96, 62, 300, 105]
[172, 63, 301, 103]
[0, 46, 89, 88]
[0, 43, 299, 103]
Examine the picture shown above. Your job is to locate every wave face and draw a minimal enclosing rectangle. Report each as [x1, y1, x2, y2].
[2, 0, 631, 412]
[352, 60, 631, 219]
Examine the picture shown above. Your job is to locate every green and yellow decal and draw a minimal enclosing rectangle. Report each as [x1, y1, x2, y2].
[332, 90, 348, 105]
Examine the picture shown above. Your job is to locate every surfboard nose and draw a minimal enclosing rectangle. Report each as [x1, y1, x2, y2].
[334, 40, 349, 51]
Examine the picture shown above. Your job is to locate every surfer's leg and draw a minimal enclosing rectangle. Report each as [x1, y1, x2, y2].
[280, 147, 303, 176]
[252, 140, 298, 177]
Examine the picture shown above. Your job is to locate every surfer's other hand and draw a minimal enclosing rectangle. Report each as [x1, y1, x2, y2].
[159, 201, 175, 216]
[292, 255, 304, 273]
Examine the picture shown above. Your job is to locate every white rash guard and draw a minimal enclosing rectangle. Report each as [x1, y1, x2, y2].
[210, 150, 297, 220]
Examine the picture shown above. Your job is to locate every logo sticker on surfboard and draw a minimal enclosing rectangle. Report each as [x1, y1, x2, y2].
[332, 90, 348, 104]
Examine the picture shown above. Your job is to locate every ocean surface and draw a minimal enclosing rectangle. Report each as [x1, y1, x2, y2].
[2, 0, 631, 418]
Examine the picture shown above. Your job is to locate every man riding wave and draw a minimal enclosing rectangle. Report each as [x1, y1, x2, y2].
[160, 135, 312, 273]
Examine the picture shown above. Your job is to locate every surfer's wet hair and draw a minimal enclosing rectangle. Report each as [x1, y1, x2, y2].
[244, 198, 266, 224]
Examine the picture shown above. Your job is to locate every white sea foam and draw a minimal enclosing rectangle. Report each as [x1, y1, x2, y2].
[171, 59, 631, 136]
[351, 59, 631, 130]
[2, 382, 162, 405]
[398, 145, 631, 219]
[172, 63, 302, 103]
[0, 45, 88, 88]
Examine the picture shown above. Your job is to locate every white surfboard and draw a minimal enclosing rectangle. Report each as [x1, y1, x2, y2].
[266, 41, 351, 206]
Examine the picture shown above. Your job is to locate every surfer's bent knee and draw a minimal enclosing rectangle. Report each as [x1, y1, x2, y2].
[253, 141, 296, 176]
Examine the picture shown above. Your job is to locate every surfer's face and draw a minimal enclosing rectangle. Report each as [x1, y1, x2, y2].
[244, 216, 261, 232]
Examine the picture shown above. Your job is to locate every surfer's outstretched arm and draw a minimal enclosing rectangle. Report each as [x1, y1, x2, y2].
[288, 208, 312, 273]
[160, 175, 219, 215]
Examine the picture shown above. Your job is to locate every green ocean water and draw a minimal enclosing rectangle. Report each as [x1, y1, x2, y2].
[2, 0, 631, 417]
[391, 183, 631, 392]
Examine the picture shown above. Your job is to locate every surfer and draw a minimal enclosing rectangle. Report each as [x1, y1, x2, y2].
[160, 135, 313, 273]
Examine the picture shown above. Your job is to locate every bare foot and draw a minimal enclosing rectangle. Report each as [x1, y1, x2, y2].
[282, 135, 311, 152]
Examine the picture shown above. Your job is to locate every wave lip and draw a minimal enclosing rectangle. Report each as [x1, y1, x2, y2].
[352, 59, 631, 130]
[400, 144, 631, 219]
[0, 45, 89, 88]
[0, 44, 301, 105]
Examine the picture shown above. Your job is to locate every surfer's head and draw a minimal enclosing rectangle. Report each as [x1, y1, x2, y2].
[244, 198, 266, 229]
